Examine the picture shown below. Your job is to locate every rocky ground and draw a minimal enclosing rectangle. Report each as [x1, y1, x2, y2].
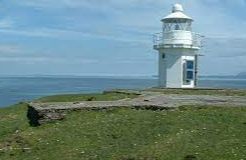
[28, 89, 246, 126]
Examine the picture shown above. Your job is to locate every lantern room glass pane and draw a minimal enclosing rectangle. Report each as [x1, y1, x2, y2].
[163, 20, 192, 32]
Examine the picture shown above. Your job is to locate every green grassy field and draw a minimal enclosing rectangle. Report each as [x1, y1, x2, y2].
[0, 92, 246, 160]
[35, 92, 138, 103]
[147, 88, 246, 96]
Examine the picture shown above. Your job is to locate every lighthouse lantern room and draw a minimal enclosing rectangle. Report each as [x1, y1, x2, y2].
[153, 4, 202, 88]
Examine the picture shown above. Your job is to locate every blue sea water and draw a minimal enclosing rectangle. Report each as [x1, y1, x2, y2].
[0, 76, 246, 108]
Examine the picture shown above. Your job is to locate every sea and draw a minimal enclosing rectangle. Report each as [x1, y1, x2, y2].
[0, 76, 246, 108]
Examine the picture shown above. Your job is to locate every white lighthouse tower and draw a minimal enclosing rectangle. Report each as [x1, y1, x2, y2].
[153, 4, 202, 88]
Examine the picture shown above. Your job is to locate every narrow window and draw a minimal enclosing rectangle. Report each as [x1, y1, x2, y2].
[186, 71, 194, 80]
[162, 53, 166, 59]
[186, 61, 194, 69]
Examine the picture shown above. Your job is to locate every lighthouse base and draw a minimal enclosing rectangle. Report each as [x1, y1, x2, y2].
[158, 48, 198, 89]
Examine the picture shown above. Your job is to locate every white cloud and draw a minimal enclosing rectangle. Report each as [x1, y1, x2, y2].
[0, 27, 150, 44]
[0, 45, 21, 54]
[0, 56, 98, 64]
[0, 18, 14, 28]
[4, 28, 43, 38]
[2, 0, 246, 75]
[6, 0, 246, 42]
[0, 57, 47, 62]
[14, 0, 163, 9]
[202, 37, 246, 58]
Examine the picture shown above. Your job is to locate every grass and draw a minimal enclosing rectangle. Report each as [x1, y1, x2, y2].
[147, 88, 246, 96]
[0, 103, 246, 159]
[35, 92, 138, 103]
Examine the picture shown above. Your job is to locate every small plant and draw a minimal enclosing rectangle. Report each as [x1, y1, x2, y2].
[184, 155, 197, 160]
[87, 97, 95, 101]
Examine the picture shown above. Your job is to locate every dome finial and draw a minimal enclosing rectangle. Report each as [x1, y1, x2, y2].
[172, 3, 184, 13]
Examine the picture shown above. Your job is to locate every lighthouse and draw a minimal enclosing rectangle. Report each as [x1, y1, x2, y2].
[153, 4, 202, 88]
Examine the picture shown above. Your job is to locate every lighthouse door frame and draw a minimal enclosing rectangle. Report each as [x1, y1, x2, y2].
[182, 56, 196, 88]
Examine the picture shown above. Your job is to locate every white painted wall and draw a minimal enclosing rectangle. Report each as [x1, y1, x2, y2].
[158, 53, 166, 87]
[158, 48, 198, 88]
[162, 31, 193, 46]
[166, 52, 182, 88]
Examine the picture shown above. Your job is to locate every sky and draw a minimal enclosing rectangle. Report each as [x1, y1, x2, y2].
[0, 0, 246, 76]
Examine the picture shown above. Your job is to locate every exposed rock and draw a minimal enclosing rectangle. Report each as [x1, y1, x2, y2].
[27, 90, 246, 126]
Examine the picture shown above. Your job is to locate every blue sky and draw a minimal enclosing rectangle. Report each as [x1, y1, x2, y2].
[0, 0, 246, 76]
